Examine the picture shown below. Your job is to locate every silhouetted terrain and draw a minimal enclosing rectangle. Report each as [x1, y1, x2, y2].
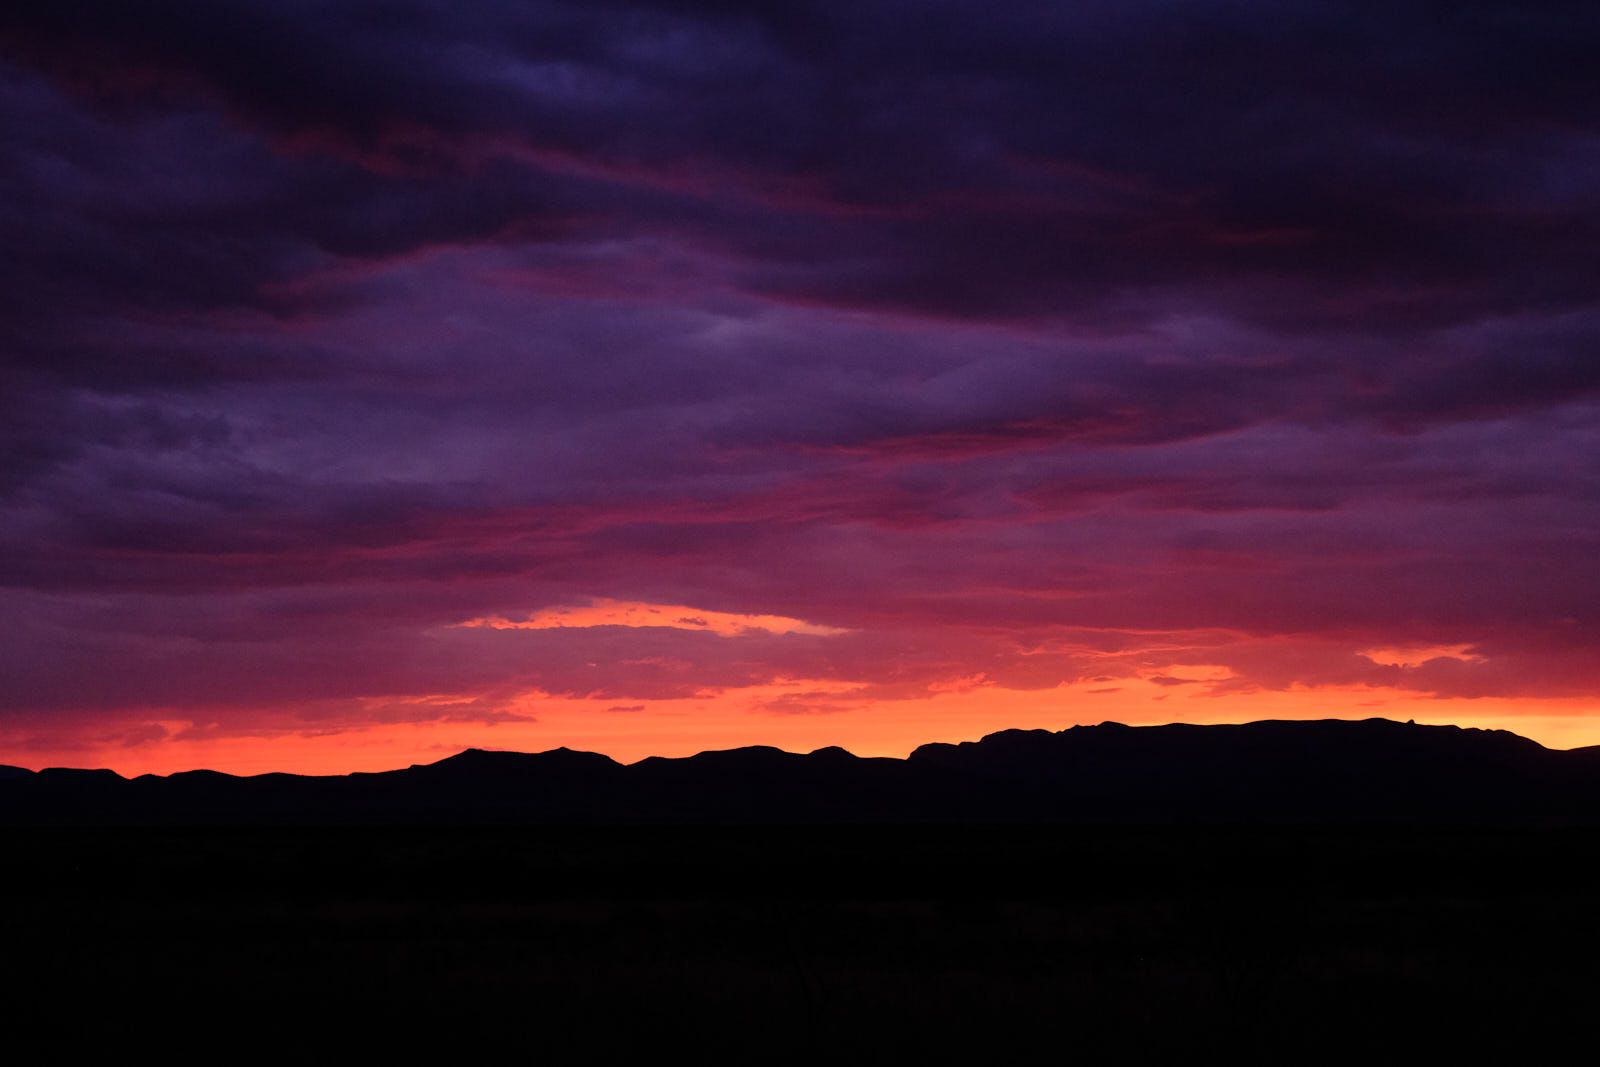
[5, 717, 1600, 822]
[7, 719, 1600, 1059]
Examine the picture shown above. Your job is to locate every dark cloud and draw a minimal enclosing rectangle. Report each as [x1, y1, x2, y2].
[1, 2, 1597, 755]
[4, 2, 1598, 329]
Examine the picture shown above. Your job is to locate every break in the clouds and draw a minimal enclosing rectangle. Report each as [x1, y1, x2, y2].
[2, 2, 1598, 768]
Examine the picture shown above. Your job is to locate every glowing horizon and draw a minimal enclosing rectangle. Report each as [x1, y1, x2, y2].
[12, 677, 1599, 778]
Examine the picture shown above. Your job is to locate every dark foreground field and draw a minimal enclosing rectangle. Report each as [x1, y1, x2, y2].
[7, 822, 1599, 1061]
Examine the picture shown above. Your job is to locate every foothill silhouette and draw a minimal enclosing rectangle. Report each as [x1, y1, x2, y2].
[7, 717, 1597, 1059]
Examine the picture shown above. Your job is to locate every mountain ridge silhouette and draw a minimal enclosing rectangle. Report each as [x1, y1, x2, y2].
[3, 717, 1595, 821]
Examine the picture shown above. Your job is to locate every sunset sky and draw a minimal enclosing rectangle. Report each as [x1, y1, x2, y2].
[3, 2, 1599, 775]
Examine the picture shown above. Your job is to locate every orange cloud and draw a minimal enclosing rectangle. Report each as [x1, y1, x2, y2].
[456, 599, 849, 638]
[1359, 644, 1485, 668]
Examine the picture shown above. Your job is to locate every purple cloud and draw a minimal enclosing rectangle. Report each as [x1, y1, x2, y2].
[1, 2, 1597, 762]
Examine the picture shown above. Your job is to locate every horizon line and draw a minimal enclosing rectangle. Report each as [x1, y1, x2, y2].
[5, 715, 1572, 780]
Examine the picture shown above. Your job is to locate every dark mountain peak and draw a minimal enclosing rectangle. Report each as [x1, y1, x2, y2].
[911, 727, 1062, 766]
[430, 747, 500, 765]
[907, 740, 956, 761]
[806, 745, 858, 760]
[0, 765, 35, 781]
[38, 767, 124, 783]
[985, 728, 1059, 743]
[420, 746, 621, 773]
[672, 745, 799, 769]
[1239, 716, 1548, 755]
[167, 769, 241, 782]
[912, 716, 1556, 781]
[910, 727, 1056, 763]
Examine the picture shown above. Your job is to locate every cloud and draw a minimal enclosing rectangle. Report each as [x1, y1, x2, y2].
[3, 3, 1598, 332]
[749, 689, 867, 716]
[1359, 644, 1485, 670]
[1, 2, 1597, 761]
[456, 598, 850, 637]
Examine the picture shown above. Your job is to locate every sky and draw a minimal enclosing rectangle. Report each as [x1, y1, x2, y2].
[2, 1, 1599, 775]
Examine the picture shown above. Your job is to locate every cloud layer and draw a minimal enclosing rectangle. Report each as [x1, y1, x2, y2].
[2, 2, 1598, 767]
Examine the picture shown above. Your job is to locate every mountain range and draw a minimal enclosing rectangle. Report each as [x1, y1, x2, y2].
[6, 717, 1599, 822]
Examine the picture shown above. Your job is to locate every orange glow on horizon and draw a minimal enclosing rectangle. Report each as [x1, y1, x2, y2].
[8, 675, 1599, 778]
